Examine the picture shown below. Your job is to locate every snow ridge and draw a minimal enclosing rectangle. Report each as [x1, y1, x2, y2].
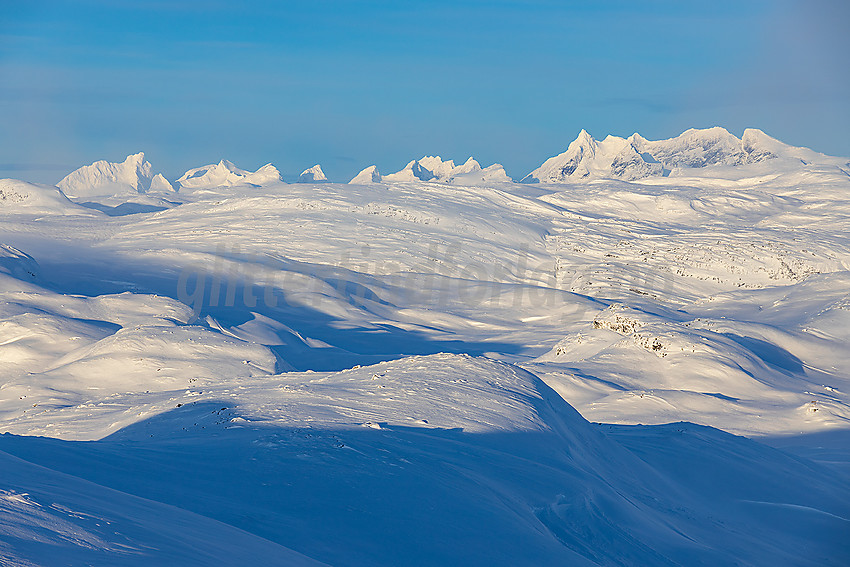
[50, 128, 850, 197]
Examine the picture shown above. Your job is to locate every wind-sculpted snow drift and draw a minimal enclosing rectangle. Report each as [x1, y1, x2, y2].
[0, 127, 849, 565]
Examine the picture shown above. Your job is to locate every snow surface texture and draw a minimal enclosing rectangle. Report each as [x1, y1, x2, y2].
[1, 127, 849, 565]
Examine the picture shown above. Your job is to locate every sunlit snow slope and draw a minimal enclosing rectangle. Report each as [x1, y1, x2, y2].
[1, 128, 849, 565]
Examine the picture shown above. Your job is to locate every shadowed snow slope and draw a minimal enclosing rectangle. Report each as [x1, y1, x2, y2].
[0, 130, 849, 564]
[1, 354, 847, 566]
[0, 245, 39, 282]
[0, 450, 324, 567]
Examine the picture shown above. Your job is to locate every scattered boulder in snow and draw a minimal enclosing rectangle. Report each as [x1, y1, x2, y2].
[349, 165, 382, 184]
[298, 164, 328, 183]
[58, 153, 172, 198]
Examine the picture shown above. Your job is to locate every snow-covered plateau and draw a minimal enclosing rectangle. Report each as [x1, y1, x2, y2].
[1, 127, 849, 565]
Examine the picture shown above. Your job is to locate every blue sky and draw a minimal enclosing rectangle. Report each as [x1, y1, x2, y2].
[2, 0, 848, 183]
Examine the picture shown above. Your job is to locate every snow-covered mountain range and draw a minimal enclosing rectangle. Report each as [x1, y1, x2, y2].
[522, 127, 849, 183]
[353, 156, 512, 185]
[50, 128, 849, 194]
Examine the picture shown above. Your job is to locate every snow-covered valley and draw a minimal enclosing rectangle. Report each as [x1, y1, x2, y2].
[1, 127, 849, 565]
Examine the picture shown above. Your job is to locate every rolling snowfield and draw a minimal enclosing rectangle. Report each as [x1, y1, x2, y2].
[1, 127, 849, 565]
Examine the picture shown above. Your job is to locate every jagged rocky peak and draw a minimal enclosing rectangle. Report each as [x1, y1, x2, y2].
[177, 160, 283, 190]
[609, 143, 663, 181]
[551, 131, 598, 179]
[521, 131, 604, 183]
[298, 164, 328, 183]
[57, 152, 173, 197]
[573, 129, 597, 151]
[349, 165, 382, 184]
